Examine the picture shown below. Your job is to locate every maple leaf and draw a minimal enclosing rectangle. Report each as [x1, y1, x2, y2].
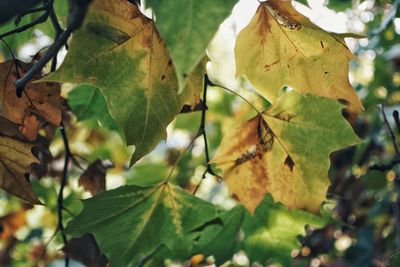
[235, 0, 363, 111]
[212, 91, 361, 213]
[65, 182, 219, 266]
[243, 194, 328, 266]
[0, 136, 41, 204]
[0, 204, 33, 240]
[0, 60, 61, 126]
[78, 159, 114, 196]
[146, 0, 237, 91]
[63, 234, 107, 267]
[45, 0, 202, 165]
[193, 205, 245, 265]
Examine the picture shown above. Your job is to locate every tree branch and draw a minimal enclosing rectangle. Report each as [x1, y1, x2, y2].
[58, 121, 70, 267]
[14, 0, 91, 97]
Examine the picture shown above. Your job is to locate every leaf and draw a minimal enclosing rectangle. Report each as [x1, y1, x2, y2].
[235, 1, 363, 111]
[65, 182, 219, 266]
[146, 0, 237, 91]
[0, 60, 61, 126]
[68, 85, 123, 135]
[243, 194, 327, 266]
[78, 159, 114, 196]
[194, 205, 245, 265]
[212, 91, 361, 213]
[45, 0, 195, 165]
[388, 251, 400, 267]
[0, 136, 40, 204]
[63, 234, 108, 267]
[0, 204, 32, 240]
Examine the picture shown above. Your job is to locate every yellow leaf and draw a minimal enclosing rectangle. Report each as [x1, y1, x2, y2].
[212, 92, 360, 213]
[235, 0, 362, 111]
[0, 60, 61, 126]
[0, 136, 40, 204]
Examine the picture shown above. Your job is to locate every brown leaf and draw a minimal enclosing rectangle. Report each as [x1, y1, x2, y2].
[0, 60, 61, 126]
[63, 234, 108, 267]
[0, 204, 32, 240]
[0, 116, 24, 140]
[18, 114, 40, 141]
[79, 159, 114, 196]
[0, 136, 41, 204]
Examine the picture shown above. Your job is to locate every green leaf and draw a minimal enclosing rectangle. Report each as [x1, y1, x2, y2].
[388, 251, 400, 267]
[68, 84, 123, 135]
[212, 91, 361, 213]
[243, 194, 328, 266]
[65, 182, 219, 266]
[146, 0, 237, 91]
[44, 0, 185, 165]
[194, 205, 245, 265]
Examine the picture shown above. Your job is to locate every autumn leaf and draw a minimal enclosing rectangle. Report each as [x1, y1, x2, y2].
[65, 182, 219, 266]
[45, 0, 201, 165]
[63, 234, 107, 267]
[0, 136, 40, 204]
[235, 1, 363, 111]
[0, 204, 32, 240]
[212, 91, 361, 213]
[78, 159, 114, 196]
[243, 194, 328, 266]
[146, 0, 237, 91]
[0, 60, 61, 126]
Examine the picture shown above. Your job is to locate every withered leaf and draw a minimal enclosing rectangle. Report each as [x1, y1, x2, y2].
[0, 60, 61, 126]
[79, 159, 114, 196]
[63, 234, 107, 267]
[212, 92, 360, 213]
[0, 136, 41, 204]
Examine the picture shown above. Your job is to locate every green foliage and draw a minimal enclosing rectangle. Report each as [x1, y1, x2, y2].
[0, 0, 398, 266]
[146, 0, 238, 91]
[242, 195, 328, 266]
[65, 182, 220, 266]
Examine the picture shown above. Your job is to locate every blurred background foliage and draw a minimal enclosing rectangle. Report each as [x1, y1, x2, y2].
[0, 0, 399, 266]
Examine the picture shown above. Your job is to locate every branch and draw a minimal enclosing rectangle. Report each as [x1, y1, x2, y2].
[58, 121, 70, 267]
[14, 0, 91, 97]
[0, 0, 42, 25]
[193, 75, 221, 195]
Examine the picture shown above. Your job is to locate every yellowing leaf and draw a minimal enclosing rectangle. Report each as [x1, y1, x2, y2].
[0, 204, 33, 240]
[212, 91, 360, 213]
[235, 1, 362, 111]
[0, 136, 40, 204]
[45, 0, 199, 165]
[0, 60, 61, 126]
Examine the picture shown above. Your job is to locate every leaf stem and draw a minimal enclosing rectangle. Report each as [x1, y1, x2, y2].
[213, 83, 263, 116]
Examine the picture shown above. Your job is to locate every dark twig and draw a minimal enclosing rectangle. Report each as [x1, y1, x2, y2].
[193, 75, 221, 195]
[0, 0, 53, 40]
[58, 121, 70, 267]
[14, 5, 47, 25]
[370, 105, 400, 171]
[393, 110, 400, 135]
[381, 104, 400, 156]
[14, 0, 91, 97]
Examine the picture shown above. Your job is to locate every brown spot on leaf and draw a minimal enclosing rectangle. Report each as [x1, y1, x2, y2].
[232, 193, 240, 201]
[320, 41, 324, 49]
[161, 74, 166, 81]
[284, 155, 295, 172]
